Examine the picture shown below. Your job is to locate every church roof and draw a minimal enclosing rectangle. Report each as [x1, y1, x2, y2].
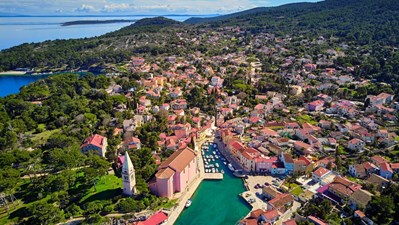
[122, 151, 135, 173]
[156, 167, 175, 179]
[159, 147, 196, 172]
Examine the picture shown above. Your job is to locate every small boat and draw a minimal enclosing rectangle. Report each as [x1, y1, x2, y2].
[228, 163, 235, 172]
[185, 199, 192, 208]
[213, 143, 217, 148]
[215, 155, 219, 159]
[212, 168, 215, 173]
[233, 170, 245, 178]
[216, 163, 219, 168]
[212, 151, 216, 155]
[221, 170, 225, 174]
[223, 162, 227, 165]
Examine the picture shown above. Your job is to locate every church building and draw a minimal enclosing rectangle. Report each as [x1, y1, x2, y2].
[122, 151, 136, 196]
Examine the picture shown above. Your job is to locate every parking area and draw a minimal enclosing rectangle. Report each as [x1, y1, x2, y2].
[245, 175, 281, 194]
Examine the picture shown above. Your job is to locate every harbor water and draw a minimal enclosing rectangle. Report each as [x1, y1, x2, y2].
[175, 144, 251, 225]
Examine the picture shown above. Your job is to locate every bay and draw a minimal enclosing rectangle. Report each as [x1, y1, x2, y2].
[0, 74, 50, 97]
[0, 15, 195, 50]
[0, 15, 213, 97]
[175, 144, 251, 225]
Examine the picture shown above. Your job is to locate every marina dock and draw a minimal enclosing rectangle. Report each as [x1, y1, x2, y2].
[240, 191, 266, 210]
[204, 173, 223, 180]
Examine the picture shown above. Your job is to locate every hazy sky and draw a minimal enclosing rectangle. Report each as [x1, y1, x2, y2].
[0, 0, 321, 15]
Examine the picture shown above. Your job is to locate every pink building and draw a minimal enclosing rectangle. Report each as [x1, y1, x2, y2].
[149, 147, 198, 199]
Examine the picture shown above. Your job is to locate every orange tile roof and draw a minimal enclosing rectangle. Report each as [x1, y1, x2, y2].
[313, 167, 330, 177]
[268, 193, 294, 210]
[283, 219, 297, 225]
[159, 147, 196, 172]
[155, 167, 175, 179]
[81, 134, 106, 149]
[263, 209, 279, 220]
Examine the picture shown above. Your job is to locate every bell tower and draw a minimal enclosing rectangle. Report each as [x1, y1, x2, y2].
[122, 151, 136, 196]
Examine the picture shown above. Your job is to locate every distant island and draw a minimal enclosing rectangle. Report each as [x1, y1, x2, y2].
[61, 19, 136, 26]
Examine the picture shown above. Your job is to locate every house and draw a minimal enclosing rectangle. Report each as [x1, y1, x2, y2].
[260, 209, 280, 223]
[267, 193, 294, 213]
[370, 155, 388, 167]
[280, 152, 294, 174]
[256, 156, 277, 173]
[294, 141, 314, 155]
[391, 163, 399, 173]
[312, 167, 331, 183]
[349, 164, 367, 178]
[347, 138, 365, 152]
[133, 211, 168, 225]
[282, 219, 297, 225]
[317, 157, 336, 169]
[307, 100, 324, 111]
[271, 162, 286, 175]
[365, 174, 390, 190]
[238, 148, 260, 172]
[80, 134, 107, 157]
[366, 92, 394, 106]
[132, 57, 145, 66]
[349, 189, 373, 210]
[149, 147, 198, 199]
[294, 156, 313, 174]
[327, 176, 362, 203]
[380, 162, 393, 179]
[128, 137, 141, 150]
[349, 162, 377, 178]
[307, 216, 328, 225]
[262, 186, 281, 200]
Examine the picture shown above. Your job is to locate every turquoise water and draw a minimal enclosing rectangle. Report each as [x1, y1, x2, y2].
[0, 74, 51, 97]
[175, 144, 251, 225]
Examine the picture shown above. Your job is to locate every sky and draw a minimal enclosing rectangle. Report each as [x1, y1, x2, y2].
[0, 0, 321, 16]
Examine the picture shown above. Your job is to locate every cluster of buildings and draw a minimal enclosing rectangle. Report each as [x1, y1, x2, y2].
[74, 26, 399, 224]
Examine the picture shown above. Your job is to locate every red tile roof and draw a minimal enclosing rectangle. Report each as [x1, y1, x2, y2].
[391, 163, 399, 170]
[308, 216, 328, 225]
[313, 167, 331, 178]
[143, 211, 168, 225]
[283, 219, 297, 225]
[262, 209, 280, 220]
[81, 134, 106, 149]
[380, 162, 393, 173]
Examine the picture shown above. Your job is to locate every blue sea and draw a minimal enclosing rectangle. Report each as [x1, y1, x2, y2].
[0, 15, 213, 97]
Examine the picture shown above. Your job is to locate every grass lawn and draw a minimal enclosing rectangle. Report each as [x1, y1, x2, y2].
[0, 195, 51, 225]
[30, 128, 61, 146]
[155, 199, 178, 210]
[80, 175, 122, 204]
[296, 115, 318, 125]
[290, 186, 304, 196]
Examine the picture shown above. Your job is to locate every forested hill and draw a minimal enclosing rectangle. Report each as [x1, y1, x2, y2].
[1, 0, 399, 72]
[0, 17, 184, 72]
[186, 0, 399, 45]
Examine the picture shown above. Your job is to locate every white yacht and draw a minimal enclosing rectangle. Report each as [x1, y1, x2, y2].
[185, 199, 192, 208]
[228, 163, 235, 172]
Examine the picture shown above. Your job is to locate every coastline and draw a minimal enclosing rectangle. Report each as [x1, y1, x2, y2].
[0, 71, 27, 75]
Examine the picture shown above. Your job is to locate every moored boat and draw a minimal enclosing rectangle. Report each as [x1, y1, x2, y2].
[228, 163, 235, 172]
[185, 199, 192, 208]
